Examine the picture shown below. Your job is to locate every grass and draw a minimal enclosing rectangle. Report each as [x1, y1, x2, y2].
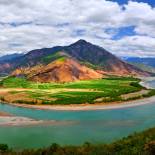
[41, 51, 66, 64]
[0, 77, 32, 88]
[0, 76, 154, 105]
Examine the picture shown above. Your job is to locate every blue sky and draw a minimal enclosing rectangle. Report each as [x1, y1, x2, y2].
[112, 0, 155, 6]
[109, 0, 155, 40]
[0, 0, 155, 57]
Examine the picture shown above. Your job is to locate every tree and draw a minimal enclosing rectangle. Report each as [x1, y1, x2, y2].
[0, 144, 9, 152]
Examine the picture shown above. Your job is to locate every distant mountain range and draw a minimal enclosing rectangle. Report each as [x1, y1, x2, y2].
[0, 53, 23, 62]
[124, 57, 155, 68]
[124, 57, 155, 73]
[0, 40, 151, 82]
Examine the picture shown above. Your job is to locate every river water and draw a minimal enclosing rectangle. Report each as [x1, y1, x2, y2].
[0, 80, 155, 149]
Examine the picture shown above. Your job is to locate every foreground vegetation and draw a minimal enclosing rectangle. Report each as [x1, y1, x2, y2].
[2, 127, 155, 154]
[0, 76, 155, 105]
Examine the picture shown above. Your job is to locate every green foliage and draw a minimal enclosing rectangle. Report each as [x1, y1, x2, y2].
[0, 144, 9, 152]
[103, 76, 140, 81]
[142, 90, 155, 97]
[1, 77, 32, 88]
[56, 56, 67, 62]
[1, 76, 153, 105]
[12, 100, 37, 104]
[41, 51, 65, 64]
[80, 61, 99, 70]
[124, 95, 142, 101]
[130, 82, 144, 89]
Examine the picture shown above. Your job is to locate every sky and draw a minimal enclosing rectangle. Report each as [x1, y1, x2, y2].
[0, 0, 155, 57]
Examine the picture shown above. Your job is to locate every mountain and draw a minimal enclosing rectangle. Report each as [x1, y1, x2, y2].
[0, 53, 23, 62]
[127, 62, 155, 73]
[123, 57, 155, 74]
[0, 40, 151, 80]
[125, 57, 155, 68]
[12, 58, 103, 83]
[0, 53, 24, 75]
[62, 40, 149, 76]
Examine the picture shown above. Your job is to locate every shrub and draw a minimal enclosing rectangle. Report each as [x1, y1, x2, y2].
[144, 141, 155, 155]
[130, 82, 144, 89]
[0, 144, 8, 152]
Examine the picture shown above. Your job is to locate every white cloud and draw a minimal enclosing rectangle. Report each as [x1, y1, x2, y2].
[102, 36, 155, 57]
[0, 0, 155, 57]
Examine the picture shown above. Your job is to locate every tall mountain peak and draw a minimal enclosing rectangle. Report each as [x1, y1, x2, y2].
[75, 39, 88, 43]
[70, 39, 90, 46]
[0, 39, 151, 77]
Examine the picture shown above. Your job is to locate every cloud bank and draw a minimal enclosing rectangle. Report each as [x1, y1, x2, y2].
[0, 0, 155, 57]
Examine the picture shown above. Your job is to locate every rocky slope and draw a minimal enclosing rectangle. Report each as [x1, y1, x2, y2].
[0, 39, 151, 79]
[12, 58, 103, 83]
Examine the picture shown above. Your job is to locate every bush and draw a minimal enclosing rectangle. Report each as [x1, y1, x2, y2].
[0, 144, 9, 152]
[130, 82, 144, 89]
[143, 90, 155, 97]
[144, 141, 155, 155]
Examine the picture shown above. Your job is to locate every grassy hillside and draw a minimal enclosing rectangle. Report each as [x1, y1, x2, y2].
[0, 77, 154, 105]
[2, 127, 155, 154]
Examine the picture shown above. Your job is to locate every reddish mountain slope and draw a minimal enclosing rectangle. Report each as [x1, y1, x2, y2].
[12, 58, 103, 83]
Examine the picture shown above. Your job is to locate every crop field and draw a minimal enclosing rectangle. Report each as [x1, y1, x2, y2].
[0, 76, 154, 105]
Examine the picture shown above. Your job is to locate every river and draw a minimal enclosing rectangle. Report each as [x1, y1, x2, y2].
[0, 80, 155, 149]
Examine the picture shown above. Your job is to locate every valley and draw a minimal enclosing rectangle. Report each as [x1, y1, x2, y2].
[0, 40, 155, 153]
[0, 76, 154, 107]
[0, 79, 155, 150]
[0, 40, 154, 108]
[1, 0, 155, 154]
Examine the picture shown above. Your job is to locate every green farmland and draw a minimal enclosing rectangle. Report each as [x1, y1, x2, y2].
[0, 76, 154, 105]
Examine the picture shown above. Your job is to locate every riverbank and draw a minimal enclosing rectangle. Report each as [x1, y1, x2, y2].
[139, 76, 155, 89]
[4, 77, 155, 111]
[1, 77, 155, 111]
[7, 95, 155, 111]
[0, 77, 145, 105]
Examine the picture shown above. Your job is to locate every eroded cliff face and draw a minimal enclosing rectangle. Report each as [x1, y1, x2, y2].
[12, 58, 103, 83]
